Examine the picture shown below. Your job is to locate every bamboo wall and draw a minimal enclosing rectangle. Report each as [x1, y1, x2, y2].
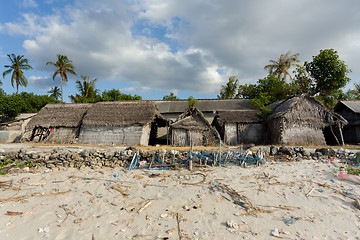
[78, 124, 151, 146]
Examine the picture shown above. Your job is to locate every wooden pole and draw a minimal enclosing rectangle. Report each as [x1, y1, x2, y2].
[338, 123, 345, 146]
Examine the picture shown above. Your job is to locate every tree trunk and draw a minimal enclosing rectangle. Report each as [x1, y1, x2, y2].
[60, 76, 63, 102]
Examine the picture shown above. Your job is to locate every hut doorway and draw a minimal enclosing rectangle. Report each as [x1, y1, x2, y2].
[323, 125, 343, 146]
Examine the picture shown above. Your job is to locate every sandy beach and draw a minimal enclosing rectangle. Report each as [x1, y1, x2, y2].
[1, 150, 360, 240]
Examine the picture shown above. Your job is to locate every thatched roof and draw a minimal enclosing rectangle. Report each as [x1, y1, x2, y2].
[215, 110, 262, 123]
[172, 107, 211, 129]
[171, 107, 220, 139]
[267, 95, 347, 126]
[26, 103, 92, 129]
[82, 101, 167, 127]
[155, 99, 251, 113]
[335, 100, 360, 113]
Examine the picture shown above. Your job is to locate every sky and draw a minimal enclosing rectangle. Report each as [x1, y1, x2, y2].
[0, 0, 359, 102]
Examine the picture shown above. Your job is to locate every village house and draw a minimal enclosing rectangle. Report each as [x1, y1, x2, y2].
[212, 110, 265, 145]
[334, 100, 360, 144]
[266, 95, 347, 145]
[0, 113, 36, 143]
[78, 101, 167, 146]
[170, 107, 220, 146]
[154, 99, 252, 143]
[22, 104, 92, 143]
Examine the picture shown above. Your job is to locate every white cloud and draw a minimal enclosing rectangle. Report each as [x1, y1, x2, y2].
[21, 0, 38, 8]
[28, 76, 59, 89]
[4, 0, 360, 96]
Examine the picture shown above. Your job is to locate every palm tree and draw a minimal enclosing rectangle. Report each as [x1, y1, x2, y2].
[69, 75, 98, 103]
[264, 51, 301, 80]
[217, 76, 239, 99]
[46, 54, 76, 102]
[47, 86, 61, 100]
[2, 54, 33, 93]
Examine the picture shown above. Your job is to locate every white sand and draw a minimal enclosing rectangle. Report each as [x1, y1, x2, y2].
[1, 158, 360, 240]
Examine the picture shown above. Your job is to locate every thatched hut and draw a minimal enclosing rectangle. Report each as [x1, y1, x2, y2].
[78, 101, 167, 146]
[22, 104, 92, 143]
[154, 99, 252, 143]
[170, 107, 220, 146]
[334, 100, 360, 144]
[212, 110, 264, 145]
[267, 95, 347, 145]
[0, 113, 36, 143]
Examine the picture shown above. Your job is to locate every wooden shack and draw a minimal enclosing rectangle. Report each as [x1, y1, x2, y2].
[22, 103, 92, 143]
[170, 107, 220, 146]
[212, 110, 264, 145]
[334, 100, 360, 144]
[267, 95, 347, 145]
[78, 101, 167, 146]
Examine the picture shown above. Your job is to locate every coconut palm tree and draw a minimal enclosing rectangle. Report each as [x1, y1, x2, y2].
[46, 54, 76, 102]
[217, 76, 239, 99]
[264, 51, 301, 81]
[47, 86, 61, 100]
[2, 54, 33, 93]
[69, 75, 98, 103]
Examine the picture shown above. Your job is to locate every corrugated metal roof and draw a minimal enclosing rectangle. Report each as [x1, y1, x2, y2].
[339, 100, 360, 113]
[154, 99, 251, 113]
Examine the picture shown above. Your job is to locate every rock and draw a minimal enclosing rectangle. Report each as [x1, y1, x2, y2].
[80, 150, 90, 158]
[315, 148, 335, 157]
[302, 149, 311, 157]
[269, 146, 278, 156]
[278, 146, 295, 156]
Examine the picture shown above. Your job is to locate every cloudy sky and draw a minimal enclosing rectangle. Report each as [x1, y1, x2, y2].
[0, 0, 359, 102]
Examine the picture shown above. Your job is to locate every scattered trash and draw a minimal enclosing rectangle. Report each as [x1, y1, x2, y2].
[74, 218, 83, 224]
[96, 194, 103, 198]
[283, 217, 300, 225]
[343, 188, 357, 196]
[226, 220, 238, 232]
[38, 227, 49, 233]
[270, 228, 280, 237]
[354, 199, 360, 210]
[7, 211, 23, 216]
[338, 172, 360, 184]
[137, 201, 152, 213]
[316, 189, 324, 193]
[113, 173, 119, 178]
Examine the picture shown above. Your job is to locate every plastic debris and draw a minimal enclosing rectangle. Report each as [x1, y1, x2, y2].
[270, 228, 280, 237]
[226, 220, 238, 232]
[283, 217, 299, 225]
[113, 173, 119, 178]
[338, 172, 360, 184]
[38, 227, 49, 233]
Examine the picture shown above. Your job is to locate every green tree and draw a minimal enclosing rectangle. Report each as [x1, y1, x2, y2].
[292, 65, 314, 95]
[2, 54, 33, 93]
[344, 83, 360, 100]
[304, 49, 351, 97]
[48, 86, 61, 100]
[264, 51, 301, 80]
[187, 96, 198, 108]
[217, 76, 239, 99]
[163, 92, 179, 100]
[46, 54, 76, 102]
[0, 92, 59, 119]
[237, 75, 297, 116]
[70, 75, 99, 103]
[100, 89, 142, 101]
